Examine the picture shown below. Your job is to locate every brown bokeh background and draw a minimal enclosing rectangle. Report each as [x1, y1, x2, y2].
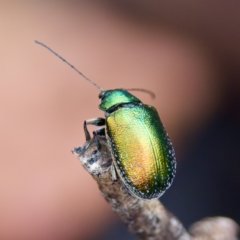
[0, 1, 239, 240]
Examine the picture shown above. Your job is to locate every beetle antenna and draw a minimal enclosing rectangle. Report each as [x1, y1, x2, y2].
[126, 88, 155, 99]
[35, 40, 104, 91]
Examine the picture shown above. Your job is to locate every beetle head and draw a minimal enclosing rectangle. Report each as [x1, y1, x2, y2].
[98, 89, 141, 111]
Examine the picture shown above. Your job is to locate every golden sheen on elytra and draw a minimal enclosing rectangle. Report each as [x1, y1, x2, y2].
[105, 95, 176, 199]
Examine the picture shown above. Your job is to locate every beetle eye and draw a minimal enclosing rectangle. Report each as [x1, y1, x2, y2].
[99, 91, 104, 99]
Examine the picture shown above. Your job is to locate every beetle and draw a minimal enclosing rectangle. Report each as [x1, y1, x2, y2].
[35, 40, 176, 199]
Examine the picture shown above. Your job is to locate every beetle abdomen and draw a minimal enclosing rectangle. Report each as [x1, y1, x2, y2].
[106, 104, 176, 199]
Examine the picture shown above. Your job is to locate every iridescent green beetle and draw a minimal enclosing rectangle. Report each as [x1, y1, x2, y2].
[35, 41, 176, 200]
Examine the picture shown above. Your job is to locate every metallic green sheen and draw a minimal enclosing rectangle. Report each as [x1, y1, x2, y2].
[105, 103, 176, 199]
[99, 89, 141, 111]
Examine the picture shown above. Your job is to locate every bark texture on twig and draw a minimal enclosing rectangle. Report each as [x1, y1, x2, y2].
[73, 137, 239, 240]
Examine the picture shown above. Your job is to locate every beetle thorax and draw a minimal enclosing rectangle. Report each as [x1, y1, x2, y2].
[99, 89, 141, 111]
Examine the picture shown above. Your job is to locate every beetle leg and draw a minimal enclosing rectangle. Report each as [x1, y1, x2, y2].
[92, 128, 106, 154]
[110, 164, 118, 182]
[93, 128, 105, 138]
[93, 131, 101, 151]
[84, 117, 106, 141]
[84, 121, 91, 141]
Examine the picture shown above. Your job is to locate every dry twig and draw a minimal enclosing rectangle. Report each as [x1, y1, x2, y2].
[73, 137, 239, 240]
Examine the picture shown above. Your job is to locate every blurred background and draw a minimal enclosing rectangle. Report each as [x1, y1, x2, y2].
[0, 1, 239, 239]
